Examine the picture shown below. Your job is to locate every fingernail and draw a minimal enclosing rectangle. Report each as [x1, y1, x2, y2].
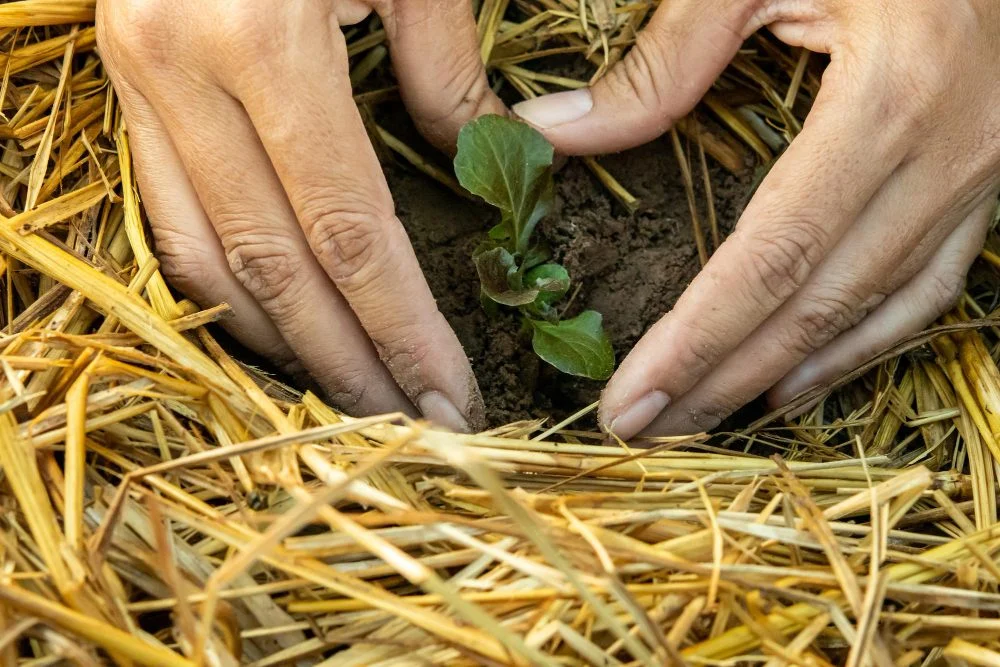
[513, 89, 593, 129]
[605, 390, 670, 440]
[771, 371, 824, 419]
[774, 362, 823, 406]
[690, 411, 722, 432]
[416, 391, 471, 433]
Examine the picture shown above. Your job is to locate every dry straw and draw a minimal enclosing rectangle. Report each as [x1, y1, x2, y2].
[0, 0, 998, 665]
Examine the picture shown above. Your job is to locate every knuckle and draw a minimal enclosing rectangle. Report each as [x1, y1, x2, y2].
[790, 287, 883, 355]
[608, 29, 678, 114]
[323, 366, 372, 415]
[926, 271, 965, 313]
[152, 231, 211, 297]
[881, 63, 941, 133]
[740, 221, 827, 304]
[224, 234, 298, 305]
[437, 51, 493, 116]
[860, 17, 965, 136]
[303, 195, 394, 290]
[796, 292, 859, 348]
[671, 317, 724, 379]
[221, 3, 283, 59]
[413, 50, 494, 145]
[97, 0, 174, 68]
[377, 326, 433, 387]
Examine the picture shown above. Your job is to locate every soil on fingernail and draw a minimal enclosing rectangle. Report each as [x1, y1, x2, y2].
[380, 107, 754, 429]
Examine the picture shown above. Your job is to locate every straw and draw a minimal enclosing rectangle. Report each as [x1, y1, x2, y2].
[0, 6, 997, 666]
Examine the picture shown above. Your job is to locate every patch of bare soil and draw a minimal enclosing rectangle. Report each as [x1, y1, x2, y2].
[391, 132, 752, 426]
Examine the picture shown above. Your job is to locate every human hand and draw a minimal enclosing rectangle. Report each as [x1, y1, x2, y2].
[97, 0, 506, 431]
[514, 0, 1000, 438]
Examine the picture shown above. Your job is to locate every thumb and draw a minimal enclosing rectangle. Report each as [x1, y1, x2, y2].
[381, 0, 507, 152]
[513, 0, 764, 155]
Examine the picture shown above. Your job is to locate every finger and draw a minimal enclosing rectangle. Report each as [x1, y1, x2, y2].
[384, 0, 507, 150]
[599, 89, 906, 439]
[228, 5, 485, 430]
[634, 172, 995, 436]
[512, 0, 774, 154]
[769, 197, 994, 406]
[110, 76, 298, 372]
[134, 79, 417, 420]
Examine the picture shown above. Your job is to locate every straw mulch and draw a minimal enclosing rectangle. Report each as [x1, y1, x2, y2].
[2, 1, 1000, 665]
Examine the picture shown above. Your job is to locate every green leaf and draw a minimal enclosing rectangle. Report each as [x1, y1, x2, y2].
[530, 311, 615, 380]
[487, 221, 510, 242]
[521, 243, 551, 270]
[479, 291, 501, 318]
[474, 247, 539, 306]
[456, 115, 615, 380]
[454, 115, 554, 254]
[525, 263, 570, 306]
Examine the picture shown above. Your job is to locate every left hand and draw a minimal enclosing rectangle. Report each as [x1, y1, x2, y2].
[514, 0, 1000, 437]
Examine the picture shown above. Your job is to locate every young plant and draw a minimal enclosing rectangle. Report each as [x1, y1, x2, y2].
[454, 115, 615, 381]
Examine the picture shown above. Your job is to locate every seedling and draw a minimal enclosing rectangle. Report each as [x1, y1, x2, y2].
[454, 115, 615, 380]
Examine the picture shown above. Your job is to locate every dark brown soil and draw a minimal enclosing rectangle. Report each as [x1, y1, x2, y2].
[388, 133, 753, 427]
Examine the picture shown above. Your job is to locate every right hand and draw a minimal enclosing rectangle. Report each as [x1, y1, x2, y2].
[97, 0, 506, 431]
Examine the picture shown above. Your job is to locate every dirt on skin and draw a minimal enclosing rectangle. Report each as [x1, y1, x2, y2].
[388, 132, 754, 427]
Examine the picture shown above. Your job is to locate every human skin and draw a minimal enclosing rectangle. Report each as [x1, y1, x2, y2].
[516, 0, 1000, 437]
[96, 0, 506, 432]
[97, 0, 1000, 437]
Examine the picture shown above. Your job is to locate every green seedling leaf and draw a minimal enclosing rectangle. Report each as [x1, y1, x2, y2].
[454, 115, 554, 254]
[474, 246, 539, 306]
[525, 263, 570, 306]
[487, 222, 510, 242]
[455, 115, 615, 381]
[530, 310, 615, 380]
[522, 243, 552, 270]
[480, 291, 501, 318]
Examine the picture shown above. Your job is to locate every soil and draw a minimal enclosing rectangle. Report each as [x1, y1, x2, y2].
[386, 121, 754, 427]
